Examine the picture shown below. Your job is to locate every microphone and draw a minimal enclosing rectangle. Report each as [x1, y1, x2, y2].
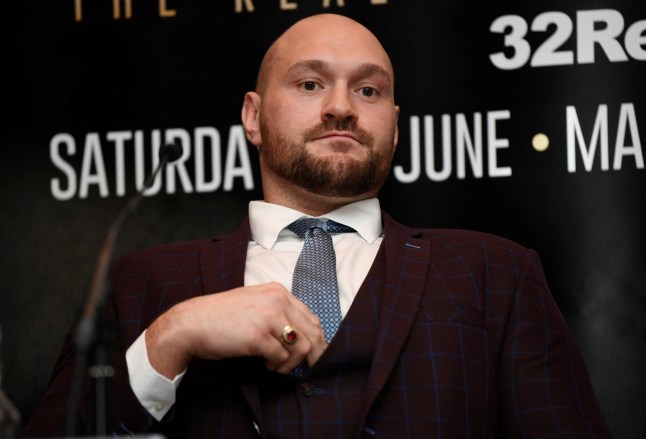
[76, 141, 184, 350]
[160, 141, 183, 163]
[66, 142, 184, 436]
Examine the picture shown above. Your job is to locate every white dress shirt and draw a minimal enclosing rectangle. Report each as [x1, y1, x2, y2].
[125, 198, 384, 420]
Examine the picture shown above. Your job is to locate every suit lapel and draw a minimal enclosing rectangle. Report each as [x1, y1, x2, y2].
[199, 217, 250, 295]
[197, 218, 265, 426]
[362, 213, 431, 418]
[200, 214, 432, 430]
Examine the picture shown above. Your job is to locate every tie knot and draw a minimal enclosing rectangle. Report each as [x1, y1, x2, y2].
[286, 217, 355, 238]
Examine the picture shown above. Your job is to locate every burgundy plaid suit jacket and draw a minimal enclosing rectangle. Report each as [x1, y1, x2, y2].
[23, 212, 610, 438]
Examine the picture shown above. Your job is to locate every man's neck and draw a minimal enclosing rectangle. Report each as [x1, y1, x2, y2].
[262, 185, 378, 217]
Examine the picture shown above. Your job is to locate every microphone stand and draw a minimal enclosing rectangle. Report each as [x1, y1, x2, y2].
[66, 143, 182, 437]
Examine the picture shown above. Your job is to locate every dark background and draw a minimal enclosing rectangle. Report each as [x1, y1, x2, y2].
[1, 1, 644, 437]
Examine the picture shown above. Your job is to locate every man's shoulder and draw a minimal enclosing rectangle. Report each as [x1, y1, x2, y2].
[119, 236, 217, 258]
[384, 216, 542, 283]
[383, 212, 530, 254]
[423, 228, 526, 250]
[114, 218, 250, 266]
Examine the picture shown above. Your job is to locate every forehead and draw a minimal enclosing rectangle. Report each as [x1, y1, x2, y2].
[284, 59, 392, 86]
[266, 18, 394, 80]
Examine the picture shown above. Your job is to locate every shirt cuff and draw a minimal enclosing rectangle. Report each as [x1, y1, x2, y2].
[125, 329, 186, 421]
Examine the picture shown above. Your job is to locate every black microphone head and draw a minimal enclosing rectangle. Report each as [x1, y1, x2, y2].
[160, 142, 183, 163]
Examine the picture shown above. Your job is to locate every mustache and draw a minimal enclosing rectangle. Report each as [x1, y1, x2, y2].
[304, 120, 373, 145]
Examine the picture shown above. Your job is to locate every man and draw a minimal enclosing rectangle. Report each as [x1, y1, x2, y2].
[23, 13, 610, 438]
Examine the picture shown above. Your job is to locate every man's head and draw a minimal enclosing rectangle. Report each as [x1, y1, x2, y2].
[242, 14, 399, 214]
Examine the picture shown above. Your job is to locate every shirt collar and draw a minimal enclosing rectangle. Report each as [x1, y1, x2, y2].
[249, 198, 383, 249]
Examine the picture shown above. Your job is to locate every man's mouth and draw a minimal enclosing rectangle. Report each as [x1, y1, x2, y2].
[314, 131, 361, 144]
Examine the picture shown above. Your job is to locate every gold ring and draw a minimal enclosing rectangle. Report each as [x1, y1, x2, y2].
[281, 325, 298, 345]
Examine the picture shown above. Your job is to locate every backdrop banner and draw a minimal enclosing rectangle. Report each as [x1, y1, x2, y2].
[1, 1, 644, 437]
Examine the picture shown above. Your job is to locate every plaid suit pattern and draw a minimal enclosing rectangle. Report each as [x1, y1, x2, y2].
[360, 222, 610, 438]
[22, 213, 610, 438]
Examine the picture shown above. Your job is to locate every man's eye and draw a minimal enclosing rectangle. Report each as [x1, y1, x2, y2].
[302, 81, 317, 91]
[361, 87, 376, 97]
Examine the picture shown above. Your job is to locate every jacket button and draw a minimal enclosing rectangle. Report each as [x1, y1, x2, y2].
[299, 382, 314, 397]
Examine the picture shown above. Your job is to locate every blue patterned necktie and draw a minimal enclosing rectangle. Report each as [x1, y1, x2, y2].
[286, 218, 355, 375]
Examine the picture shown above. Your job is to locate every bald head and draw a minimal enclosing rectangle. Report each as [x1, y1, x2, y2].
[255, 14, 394, 95]
[240, 13, 399, 212]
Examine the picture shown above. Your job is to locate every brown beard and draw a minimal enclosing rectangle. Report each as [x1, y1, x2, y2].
[260, 119, 392, 198]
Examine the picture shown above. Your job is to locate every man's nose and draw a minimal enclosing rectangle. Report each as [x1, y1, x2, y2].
[321, 84, 358, 122]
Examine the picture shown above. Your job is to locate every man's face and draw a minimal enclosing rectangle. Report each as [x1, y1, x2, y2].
[249, 15, 399, 201]
[258, 109, 392, 198]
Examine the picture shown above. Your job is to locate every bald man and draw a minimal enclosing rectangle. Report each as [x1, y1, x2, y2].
[23, 14, 610, 438]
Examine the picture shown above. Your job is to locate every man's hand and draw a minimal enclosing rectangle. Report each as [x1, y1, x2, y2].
[145, 282, 327, 379]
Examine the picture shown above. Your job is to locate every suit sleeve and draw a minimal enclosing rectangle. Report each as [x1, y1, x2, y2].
[497, 248, 611, 438]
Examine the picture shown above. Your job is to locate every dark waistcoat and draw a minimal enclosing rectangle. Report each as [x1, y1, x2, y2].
[256, 243, 386, 439]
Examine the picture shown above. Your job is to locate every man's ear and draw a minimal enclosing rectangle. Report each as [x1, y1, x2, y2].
[241, 91, 262, 146]
[392, 105, 400, 156]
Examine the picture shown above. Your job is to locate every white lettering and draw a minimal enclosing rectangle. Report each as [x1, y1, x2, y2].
[164, 128, 194, 194]
[79, 133, 109, 199]
[625, 20, 646, 60]
[489, 15, 531, 70]
[393, 116, 421, 183]
[491, 9, 644, 69]
[567, 105, 609, 172]
[194, 126, 222, 192]
[106, 131, 132, 197]
[394, 112, 512, 183]
[223, 125, 254, 191]
[456, 113, 484, 179]
[577, 9, 628, 63]
[426, 115, 452, 182]
[50, 133, 77, 201]
[49, 126, 256, 200]
[530, 11, 574, 67]
[487, 111, 512, 177]
[613, 103, 644, 170]
[142, 130, 163, 196]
